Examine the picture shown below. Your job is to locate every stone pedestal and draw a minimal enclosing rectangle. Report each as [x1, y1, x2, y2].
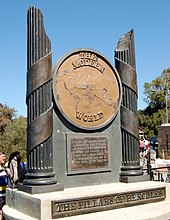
[3, 181, 170, 220]
[120, 174, 150, 183]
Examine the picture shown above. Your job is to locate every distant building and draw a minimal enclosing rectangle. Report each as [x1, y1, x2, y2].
[139, 127, 145, 140]
[158, 124, 170, 159]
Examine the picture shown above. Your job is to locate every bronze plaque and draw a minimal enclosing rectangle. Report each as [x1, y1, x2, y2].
[67, 133, 110, 174]
[51, 187, 166, 218]
[53, 49, 122, 130]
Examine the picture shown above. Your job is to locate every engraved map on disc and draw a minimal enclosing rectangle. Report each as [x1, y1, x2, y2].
[53, 49, 122, 130]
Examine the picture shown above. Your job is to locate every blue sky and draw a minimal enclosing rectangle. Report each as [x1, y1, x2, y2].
[0, 0, 170, 117]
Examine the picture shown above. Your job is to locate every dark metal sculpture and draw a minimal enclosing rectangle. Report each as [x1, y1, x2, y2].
[24, 6, 57, 186]
[115, 29, 143, 179]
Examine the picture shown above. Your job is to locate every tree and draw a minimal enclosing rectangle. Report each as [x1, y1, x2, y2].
[0, 103, 16, 133]
[139, 68, 170, 138]
[143, 68, 170, 113]
[0, 103, 27, 161]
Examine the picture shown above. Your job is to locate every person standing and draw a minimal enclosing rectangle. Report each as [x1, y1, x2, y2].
[139, 139, 145, 157]
[8, 151, 27, 188]
[0, 152, 10, 220]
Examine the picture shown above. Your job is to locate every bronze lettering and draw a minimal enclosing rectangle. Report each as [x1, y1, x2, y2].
[88, 115, 93, 122]
[126, 194, 131, 202]
[83, 114, 88, 122]
[52, 187, 166, 218]
[76, 111, 84, 120]
[92, 199, 98, 207]
[63, 203, 69, 211]
[98, 198, 104, 206]
[103, 197, 110, 206]
[141, 192, 146, 199]
[136, 193, 142, 200]
[91, 53, 97, 61]
[109, 196, 114, 204]
[146, 192, 150, 199]
[72, 58, 105, 73]
[77, 201, 84, 209]
[76, 111, 104, 122]
[158, 189, 163, 197]
[79, 52, 97, 61]
[70, 202, 77, 210]
[56, 204, 62, 213]
[116, 196, 124, 203]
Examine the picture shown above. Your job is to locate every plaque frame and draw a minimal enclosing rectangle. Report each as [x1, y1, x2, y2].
[66, 132, 111, 175]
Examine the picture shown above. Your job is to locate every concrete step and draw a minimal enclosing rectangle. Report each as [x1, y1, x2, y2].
[3, 199, 170, 220]
[3, 181, 170, 220]
[3, 205, 36, 220]
[57, 200, 170, 220]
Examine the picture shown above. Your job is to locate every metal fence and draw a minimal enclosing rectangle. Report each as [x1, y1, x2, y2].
[143, 165, 170, 182]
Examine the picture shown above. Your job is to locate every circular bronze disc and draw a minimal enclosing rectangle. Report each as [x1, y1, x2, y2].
[53, 49, 122, 130]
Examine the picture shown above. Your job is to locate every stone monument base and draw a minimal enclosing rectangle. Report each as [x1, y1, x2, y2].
[3, 181, 170, 220]
[18, 183, 64, 194]
[120, 174, 150, 183]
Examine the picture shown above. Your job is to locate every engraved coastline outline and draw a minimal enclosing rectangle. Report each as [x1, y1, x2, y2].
[57, 52, 118, 123]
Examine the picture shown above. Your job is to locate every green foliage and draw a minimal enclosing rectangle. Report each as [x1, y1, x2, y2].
[0, 103, 27, 161]
[0, 103, 16, 133]
[139, 68, 170, 138]
[143, 68, 170, 111]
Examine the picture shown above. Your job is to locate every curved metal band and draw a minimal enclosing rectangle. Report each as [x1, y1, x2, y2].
[115, 58, 137, 93]
[121, 106, 139, 138]
[27, 106, 53, 153]
[27, 52, 52, 97]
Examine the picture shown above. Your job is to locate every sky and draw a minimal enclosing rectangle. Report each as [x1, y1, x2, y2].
[0, 0, 170, 117]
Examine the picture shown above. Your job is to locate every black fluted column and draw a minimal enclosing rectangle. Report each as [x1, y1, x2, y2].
[115, 30, 143, 180]
[23, 6, 57, 186]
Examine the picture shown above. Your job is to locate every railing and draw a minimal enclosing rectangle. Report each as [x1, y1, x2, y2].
[142, 165, 170, 182]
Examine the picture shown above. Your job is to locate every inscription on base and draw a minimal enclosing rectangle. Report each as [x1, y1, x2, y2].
[51, 187, 166, 219]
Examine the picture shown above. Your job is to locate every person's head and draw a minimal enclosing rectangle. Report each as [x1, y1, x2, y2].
[0, 152, 6, 165]
[16, 152, 21, 161]
[8, 151, 21, 164]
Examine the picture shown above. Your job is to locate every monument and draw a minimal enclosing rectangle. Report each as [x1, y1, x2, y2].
[52, 48, 122, 188]
[3, 6, 170, 220]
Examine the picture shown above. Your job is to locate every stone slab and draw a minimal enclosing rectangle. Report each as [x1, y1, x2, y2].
[3, 181, 170, 220]
[18, 183, 64, 194]
[120, 174, 150, 183]
[3, 200, 170, 220]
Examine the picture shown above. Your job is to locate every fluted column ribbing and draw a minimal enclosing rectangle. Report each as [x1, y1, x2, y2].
[115, 29, 143, 177]
[24, 6, 57, 185]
